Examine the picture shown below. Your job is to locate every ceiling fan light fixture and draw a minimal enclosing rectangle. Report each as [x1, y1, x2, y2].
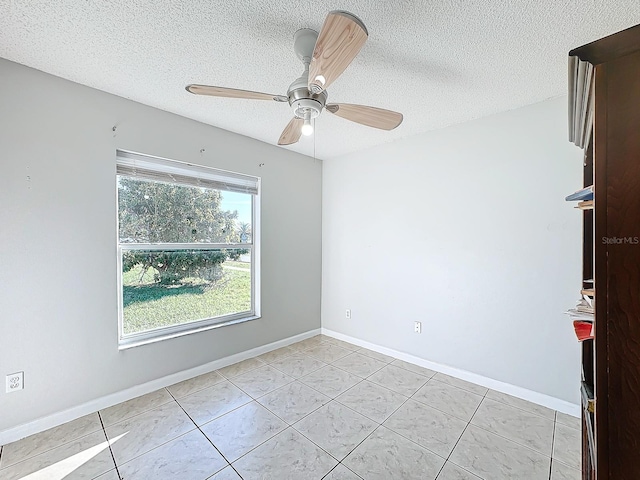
[309, 75, 326, 94]
[301, 111, 313, 136]
[186, 10, 403, 146]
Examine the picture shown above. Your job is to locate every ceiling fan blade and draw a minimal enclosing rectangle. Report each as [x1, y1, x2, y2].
[326, 103, 403, 130]
[308, 11, 368, 94]
[278, 117, 304, 145]
[186, 84, 288, 102]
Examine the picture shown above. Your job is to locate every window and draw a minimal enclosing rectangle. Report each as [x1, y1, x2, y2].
[116, 150, 260, 348]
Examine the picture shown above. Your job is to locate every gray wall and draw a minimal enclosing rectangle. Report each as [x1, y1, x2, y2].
[0, 59, 322, 432]
[322, 97, 583, 403]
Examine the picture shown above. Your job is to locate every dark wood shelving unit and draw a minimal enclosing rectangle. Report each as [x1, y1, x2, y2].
[568, 23, 640, 480]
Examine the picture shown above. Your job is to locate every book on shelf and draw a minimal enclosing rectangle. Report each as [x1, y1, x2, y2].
[565, 185, 594, 201]
[575, 200, 594, 210]
[574, 320, 594, 342]
[566, 290, 596, 343]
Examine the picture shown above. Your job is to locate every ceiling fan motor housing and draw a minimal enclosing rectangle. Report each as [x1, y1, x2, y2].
[289, 87, 327, 119]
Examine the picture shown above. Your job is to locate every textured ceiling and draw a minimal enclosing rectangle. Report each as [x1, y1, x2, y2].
[1, 1, 639, 159]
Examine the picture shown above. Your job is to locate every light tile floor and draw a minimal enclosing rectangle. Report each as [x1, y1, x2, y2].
[0, 335, 582, 480]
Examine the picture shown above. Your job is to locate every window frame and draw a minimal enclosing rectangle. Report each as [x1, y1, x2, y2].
[115, 150, 260, 349]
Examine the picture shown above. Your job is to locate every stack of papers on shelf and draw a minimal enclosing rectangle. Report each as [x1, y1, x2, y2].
[566, 296, 594, 321]
[566, 308, 594, 320]
[577, 297, 594, 314]
[565, 185, 594, 201]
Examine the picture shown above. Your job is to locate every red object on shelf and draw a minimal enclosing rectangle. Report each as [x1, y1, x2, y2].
[574, 320, 594, 341]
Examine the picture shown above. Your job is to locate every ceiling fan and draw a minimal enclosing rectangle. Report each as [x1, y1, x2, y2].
[186, 10, 403, 146]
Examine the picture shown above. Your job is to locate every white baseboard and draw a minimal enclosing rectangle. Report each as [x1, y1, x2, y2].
[322, 328, 581, 418]
[0, 328, 320, 446]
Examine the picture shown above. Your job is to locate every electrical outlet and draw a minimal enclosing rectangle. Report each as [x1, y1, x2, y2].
[6, 372, 24, 393]
[414, 321, 422, 334]
[345, 309, 351, 319]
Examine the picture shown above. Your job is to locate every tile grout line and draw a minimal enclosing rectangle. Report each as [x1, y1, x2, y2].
[467, 411, 557, 460]
[217, 358, 267, 381]
[165, 387, 240, 478]
[547, 416, 582, 474]
[408, 374, 560, 459]
[291, 400, 384, 477]
[305, 374, 428, 469]
[459, 422, 555, 464]
[0, 417, 109, 472]
[262, 382, 332, 426]
[363, 377, 483, 479]
[166, 374, 228, 400]
[214, 423, 285, 467]
[225, 370, 297, 401]
[330, 378, 411, 422]
[276, 342, 484, 471]
[429, 376, 488, 397]
[257, 349, 300, 363]
[551, 457, 582, 472]
[97, 410, 122, 480]
[365, 373, 431, 398]
[225, 425, 320, 470]
[175, 383, 253, 420]
[320, 463, 364, 480]
[406, 377, 481, 423]
[326, 354, 394, 380]
[548, 413, 557, 480]
[194, 380, 336, 468]
[217, 353, 400, 475]
[291, 416, 366, 467]
[103, 391, 207, 472]
[410, 367, 560, 423]
[462, 392, 558, 466]
[257, 340, 396, 386]
[333, 423, 386, 477]
[266, 355, 330, 379]
[434, 385, 490, 480]
[250, 367, 335, 408]
[483, 393, 558, 422]
[297, 371, 366, 400]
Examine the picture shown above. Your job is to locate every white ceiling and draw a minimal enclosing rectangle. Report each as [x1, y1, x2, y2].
[1, 1, 639, 159]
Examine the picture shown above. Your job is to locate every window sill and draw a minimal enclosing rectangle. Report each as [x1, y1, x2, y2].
[118, 315, 261, 350]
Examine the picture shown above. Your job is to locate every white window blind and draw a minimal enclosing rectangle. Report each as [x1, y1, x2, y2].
[116, 150, 259, 195]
